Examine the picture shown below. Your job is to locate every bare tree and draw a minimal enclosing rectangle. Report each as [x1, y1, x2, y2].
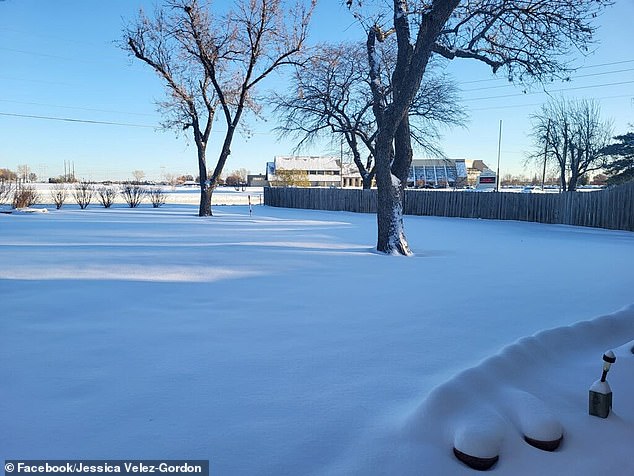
[121, 184, 146, 208]
[73, 182, 94, 209]
[50, 184, 68, 209]
[273, 43, 377, 188]
[16, 165, 32, 183]
[97, 186, 118, 208]
[272, 42, 464, 189]
[163, 172, 179, 186]
[149, 187, 167, 207]
[0, 168, 17, 182]
[12, 184, 39, 209]
[124, 0, 314, 216]
[0, 180, 14, 205]
[132, 170, 146, 184]
[233, 168, 249, 185]
[349, 0, 612, 254]
[530, 98, 612, 191]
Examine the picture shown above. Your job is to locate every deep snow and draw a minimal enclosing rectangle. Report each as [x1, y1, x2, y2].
[1, 204, 633, 475]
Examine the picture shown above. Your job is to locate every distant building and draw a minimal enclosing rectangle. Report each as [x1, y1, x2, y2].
[465, 160, 492, 187]
[265, 155, 492, 189]
[247, 174, 268, 187]
[407, 158, 493, 188]
[267, 156, 342, 187]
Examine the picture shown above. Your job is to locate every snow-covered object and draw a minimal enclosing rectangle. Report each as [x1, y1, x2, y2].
[590, 380, 612, 395]
[12, 207, 49, 214]
[453, 416, 504, 458]
[603, 350, 616, 363]
[498, 391, 564, 448]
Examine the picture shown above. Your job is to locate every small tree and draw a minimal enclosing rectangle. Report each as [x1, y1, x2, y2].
[148, 188, 167, 208]
[12, 184, 39, 208]
[132, 170, 146, 184]
[97, 187, 117, 208]
[121, 183, 146, 208]
[225, 174, 241, 187]
[530, 98, 612, 191]
[73, 182, 94, 209]
[272, 169, 310, 187]
[50, 184, 68, 210]
[0, 168, 17, 182]
[16, 164, 32, 182]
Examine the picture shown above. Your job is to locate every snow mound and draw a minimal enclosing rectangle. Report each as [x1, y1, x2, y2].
[12, 207, 49, 214]
[408, 305, 634, 474]
[453, 414, 504, 458]
[341, 305, 634, 475]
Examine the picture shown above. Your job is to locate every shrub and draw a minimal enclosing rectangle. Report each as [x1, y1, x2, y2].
[148, 188, 166, 208]
[73, 182, 94, 209]
[50, 184, 68, 209]
[121, 183, 146, 208]
[97, 186, 117, 208]
[0, 181, 14, 205]
[12, 184, 39, 208]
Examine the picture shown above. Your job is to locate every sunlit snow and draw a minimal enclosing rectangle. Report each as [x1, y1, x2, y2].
[1, 203, 633, 475]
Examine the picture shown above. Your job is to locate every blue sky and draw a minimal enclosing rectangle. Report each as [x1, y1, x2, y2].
[1, 0, 633, 182]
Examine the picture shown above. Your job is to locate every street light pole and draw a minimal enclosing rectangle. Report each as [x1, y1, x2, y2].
[541, 119, 551, 190]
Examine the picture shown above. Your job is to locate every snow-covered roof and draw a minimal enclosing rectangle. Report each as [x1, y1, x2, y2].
[274, 155, 340, 171]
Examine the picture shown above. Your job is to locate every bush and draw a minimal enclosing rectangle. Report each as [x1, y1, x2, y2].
[50, 185, 68, 209]
[148, 188, 166, 208]
[73, 182, 94, 209]
[0, 181, 14, 205]
[12, 184, 39, 208]
[97, 187, 117, 208]
[121, 183, 146, 208]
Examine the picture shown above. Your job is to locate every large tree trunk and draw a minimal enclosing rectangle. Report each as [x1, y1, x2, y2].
[375, 124, 412, 256]
[362, 172, 374, 190]
[196, 142, 213, 217]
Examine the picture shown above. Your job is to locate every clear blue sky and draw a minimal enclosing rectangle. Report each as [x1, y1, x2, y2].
[1, 0, 633, 182]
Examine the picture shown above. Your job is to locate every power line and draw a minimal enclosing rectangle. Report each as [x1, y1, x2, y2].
[459, 59, 634, 85]
[0, 99, 156, 117]
[461, 67, 634, 93]
[463, 80, 634, 102]
[0, 111, 278, 135]
[0, 46, 127, 68]
[468, 94, 634, 112]
[0, 112, 156, 128]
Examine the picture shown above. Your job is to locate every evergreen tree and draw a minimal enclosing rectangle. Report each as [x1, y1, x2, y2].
[602, 132, 634, 185]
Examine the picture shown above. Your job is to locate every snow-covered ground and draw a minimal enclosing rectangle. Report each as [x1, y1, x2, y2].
[1, 204, 633, 475]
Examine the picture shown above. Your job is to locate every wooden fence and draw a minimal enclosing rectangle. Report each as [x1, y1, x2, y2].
[264, 182, 634, 232]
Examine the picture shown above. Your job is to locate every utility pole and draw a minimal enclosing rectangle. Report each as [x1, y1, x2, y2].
[340, 136, 344, 188]
[495, 120, 502, 192]
[541, 119, 551, 190]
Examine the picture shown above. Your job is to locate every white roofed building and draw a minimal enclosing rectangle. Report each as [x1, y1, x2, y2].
[265, 155, 492, 189]
[267, 156, 342, 187]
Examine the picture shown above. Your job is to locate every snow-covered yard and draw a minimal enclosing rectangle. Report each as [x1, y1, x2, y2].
[1, 204, 633, 475]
